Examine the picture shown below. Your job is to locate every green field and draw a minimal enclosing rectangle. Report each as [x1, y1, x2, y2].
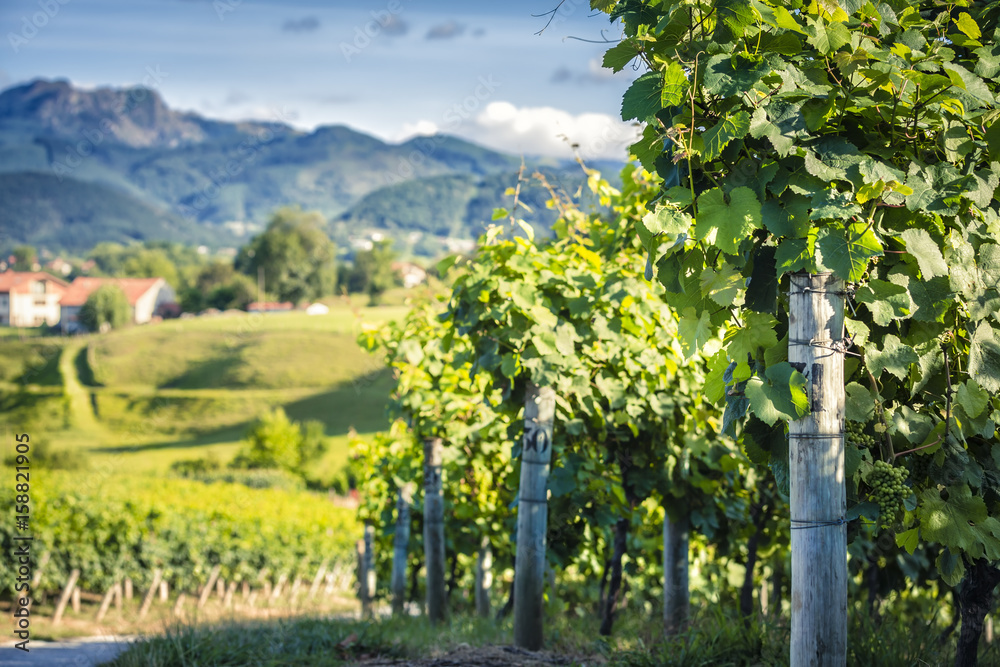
[0, 303, 408, 486]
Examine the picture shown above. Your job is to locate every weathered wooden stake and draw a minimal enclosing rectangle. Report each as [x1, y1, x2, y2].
[423, 437, 447, 624]
[308, 560, 329, 600]
[138, 568, 163, 619]
[475, 536, 493, 619]
[96, 583, 116, 622]
[364, 524, 376, 609]
[172, 593, 186, 617]
[124, 577, 133, 601]
[759, 577, 769, 617]
[391, 484, 413, 616]
[789, 271, 847, 667]
[113, 582, 122, 613]
[223, 580, 237, 608]
[71, 586, 81, 613]
[356, 538, 373, 617]
[30, 552, 50, 588]
[197, 564, 221, 610]
[52, 569, 80, 625]
[271, 572, 288, 602]
[216, 577, 226, 599]
[159, 580, 169, 602]
[663, 509, 690, 633]
[513, 382, 556, 650]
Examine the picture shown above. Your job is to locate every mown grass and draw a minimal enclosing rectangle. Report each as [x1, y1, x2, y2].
[0, 304, 406, 483]
[102, 603, 994, 667]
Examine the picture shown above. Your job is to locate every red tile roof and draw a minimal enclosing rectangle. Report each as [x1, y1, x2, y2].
[60, 277, 164, 307]
[0, 271, 69, 294]
[247, 301, 294, 311]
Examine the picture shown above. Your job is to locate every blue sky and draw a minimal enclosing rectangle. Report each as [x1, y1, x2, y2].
[1, 0, 642, 159]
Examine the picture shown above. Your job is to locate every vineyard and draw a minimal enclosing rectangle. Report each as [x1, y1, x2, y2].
[2, 1, 1000, 665]
[346, 1, 1000, 665]
[0, 472, 358, 626]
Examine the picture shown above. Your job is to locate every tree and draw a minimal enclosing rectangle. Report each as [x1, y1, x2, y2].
[121, 248, 180, 289]
[345, 240, 398, 304]
[180, 262, 258, 312]
[11, 245, 37, 271]
[229, 407, 327, 477]
[235, 207, 337, 304]
[78, 284, 131, 333]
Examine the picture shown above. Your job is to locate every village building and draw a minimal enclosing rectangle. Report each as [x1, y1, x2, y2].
[0, 271, 69, 327]
[60, 277, 177, 333]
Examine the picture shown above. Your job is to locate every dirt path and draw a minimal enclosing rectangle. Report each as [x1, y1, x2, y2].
[2, 636, 134, 666]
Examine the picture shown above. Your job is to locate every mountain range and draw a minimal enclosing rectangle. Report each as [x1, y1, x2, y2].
[0, 79, 619, 256]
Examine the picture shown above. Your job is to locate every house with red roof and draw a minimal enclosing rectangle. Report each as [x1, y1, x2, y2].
[0, 272, 69, 327]
[60, 277, 176, 333]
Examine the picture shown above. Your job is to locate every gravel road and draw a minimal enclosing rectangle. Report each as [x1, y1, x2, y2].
[1, 636, 134, 666]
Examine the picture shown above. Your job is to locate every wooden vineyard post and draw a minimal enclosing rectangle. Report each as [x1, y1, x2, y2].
[663, 509, 690, 633]
[513, 382, 555, 650]
[96, 582, 116, 622]
[197, 564, 221, 610]
[52, 569, 80, 625]
[363, 524, 375, 614]
[308, 560, 329, 600]
[423, 437, 446, 624]
[357, 540, 371, 618]
[138, 568, 163, 619]
[391, 483, 413, 617]
[475, 536, 492, 619]
[788, 272, 847, 666]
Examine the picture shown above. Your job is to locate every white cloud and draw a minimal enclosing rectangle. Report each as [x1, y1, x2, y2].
[457, 101, 639, 160]
[393, 119, 439, 141]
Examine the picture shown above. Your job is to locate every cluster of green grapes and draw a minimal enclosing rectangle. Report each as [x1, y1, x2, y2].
[846, 420, 876, 448]
[867, 460, 909, 528]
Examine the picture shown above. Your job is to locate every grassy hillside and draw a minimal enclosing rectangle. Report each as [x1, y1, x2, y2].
[0, 304, 407, 485]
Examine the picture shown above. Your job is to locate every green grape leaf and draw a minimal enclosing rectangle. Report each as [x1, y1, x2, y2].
[815, 223, 883, 282]
[955, 13, 981, 40]
[724, 312, 779, 363]
[678, 307, 713, 360]
[695, 187, 762, 254]
[855, 279, 911, 326]
[602, 39, 640, 73]
[642, 206, 693, 237]
[775, 235, 817, 276]
[896, 528, 919, 554]
[900, 228, 948, 279]
[937, 549, 966, 588]
[661, 60, 688, 107]
[700, 264, 745, 307]
[919, 485, 1000, 560]
[621, 71, 662, 121]
[969, 324, 1000, 393]
[806, 17, 851, 54]
[630, 124, 663, 174]
[957, 380, 989, 419]
[745, 361, 809, 426]
[865, 334, 919, 380]
[701, 111, 751, 161]
[845, 382, 875, 422]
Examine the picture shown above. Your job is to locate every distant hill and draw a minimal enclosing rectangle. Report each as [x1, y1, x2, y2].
[0, 79, 623, 254]
[0, 171, 226, 250]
